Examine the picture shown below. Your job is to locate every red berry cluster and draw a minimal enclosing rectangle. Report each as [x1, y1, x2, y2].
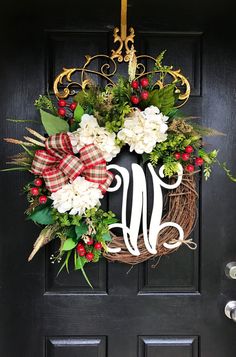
[130, 77, 149, 105]
[76, 239, 102, 262]
[29, 178, 48, 204]
[173, 145, 204, 173]
[57, 99, 77, 117]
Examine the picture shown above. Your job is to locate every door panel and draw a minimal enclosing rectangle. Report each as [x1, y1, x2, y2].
[1, 1, 236, 356]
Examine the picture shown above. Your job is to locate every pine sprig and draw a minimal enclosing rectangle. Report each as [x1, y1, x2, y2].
[34, 95, 57, 115]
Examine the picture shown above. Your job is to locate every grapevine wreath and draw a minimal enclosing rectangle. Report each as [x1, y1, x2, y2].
[3, 51, 235, 287]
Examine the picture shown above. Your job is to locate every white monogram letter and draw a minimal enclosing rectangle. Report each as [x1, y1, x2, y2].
[107, 163, 184, 256]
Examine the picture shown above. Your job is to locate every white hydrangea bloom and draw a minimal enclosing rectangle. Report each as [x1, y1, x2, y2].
[68, 114, 120, 162]
[50, 176, 103, 215]
[117, 106, 168, 154]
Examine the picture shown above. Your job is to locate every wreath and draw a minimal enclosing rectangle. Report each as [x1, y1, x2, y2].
[3, 52, 235, 287]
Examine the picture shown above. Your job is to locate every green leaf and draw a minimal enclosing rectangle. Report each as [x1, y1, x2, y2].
[40, 109, 69, 135]
[57, 251, 72, 276]
[74, 104, 84, 122]
[76, 256, 93, 289]
[75, 223, 88, 239]
[28, 206, 54, 225]
[62, 238, 77, 251]
[149, 84, 177, 114]
[75, 255, 86, 270]
[64, 226, 77, 239]
[102, 232, 112, 242]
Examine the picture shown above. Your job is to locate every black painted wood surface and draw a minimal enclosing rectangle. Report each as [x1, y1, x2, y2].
[1, 1, 236, 356]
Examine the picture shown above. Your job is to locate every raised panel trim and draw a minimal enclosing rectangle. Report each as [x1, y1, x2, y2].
[139, 335, 199, 356]
[46, 336, 106, 356]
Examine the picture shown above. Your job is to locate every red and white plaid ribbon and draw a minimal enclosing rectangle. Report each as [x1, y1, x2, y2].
[31, 133, 113, 193]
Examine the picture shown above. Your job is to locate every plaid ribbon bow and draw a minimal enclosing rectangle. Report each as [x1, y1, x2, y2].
[31, 133, 114, 193]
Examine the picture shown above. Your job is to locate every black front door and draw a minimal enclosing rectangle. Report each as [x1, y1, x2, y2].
[1, 1, 236, 356]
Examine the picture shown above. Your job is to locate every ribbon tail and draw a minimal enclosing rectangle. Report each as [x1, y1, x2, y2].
[99, 171, 114, 193]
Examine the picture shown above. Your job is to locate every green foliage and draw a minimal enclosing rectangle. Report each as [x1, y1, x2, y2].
[219, 162, 236, 182]
[34, 95, 57, 115]
[73, 79, 132, 133]
[75, 223, 88, 238]
[149, 84, 178, 115]
[75, 255, 93, 289]
[102, 232, 112, 242]
[57, 251, 72, 275]
[40, 109, 69, 135]
[62, 238, 77, 251]
[74, 104, 84, 122]
[28, 206, 55, 225]
[149, 133, 188, 167]
[52, 209, 82, 227]
[198, 148, 218, 180]
[155, 50, 167, 68]
[64, 226, 77, 239]
[163, 157, 180, 177]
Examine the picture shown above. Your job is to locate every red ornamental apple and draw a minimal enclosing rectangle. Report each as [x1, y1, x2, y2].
[85, 252, 94, 261]
[130, 95, 140, 105]
[86, 237, 94, 246]
[140, 90, 149, 100]
[58, 99, 67, 107]
[39, 195, 48, 204]
[140, 77, 149, 88]
[69, 102, 77, 111]
[181, 152, 190, 161]
[174, 152, 181, 160]
[94, 242, 102, 250]
[185, 164, 195, 173]
[195, 157, 204, 166]
[30, 187, 39, 196]
[76, 245, 86, 256]
[185, 145, 194, 154]
[131, 80, 139, 89]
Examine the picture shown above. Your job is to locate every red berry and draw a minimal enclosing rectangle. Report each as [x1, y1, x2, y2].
[182, 153, 190, 161]
[140, 90, 149, 100]
[174, 152, 181, 160]
[34, 178, 43, 187]
[140, 77, 149, 88]
[185, 145, 194, 154]
[94, 242, 102, 250]
[85, 252, 94, 261]
[58, 99, 67, 107]
[69, 102, 77, 111]
[195, 157, 204, 166]
[39, 195, 48, 204]
[185, 164, 195, 173]
[30, 187, 39, 196]
[86, 237, 94, 246]
[58, 108, 66, 117]
[131, 80, 139, 89]
[130, 95, 140, 105]
[76, 245, 86, 256]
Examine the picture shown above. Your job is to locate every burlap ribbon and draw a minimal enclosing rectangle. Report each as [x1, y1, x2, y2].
[31, 133, 113, 193]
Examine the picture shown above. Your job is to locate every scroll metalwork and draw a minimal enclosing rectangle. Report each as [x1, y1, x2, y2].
[53, 0, 190, 106]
